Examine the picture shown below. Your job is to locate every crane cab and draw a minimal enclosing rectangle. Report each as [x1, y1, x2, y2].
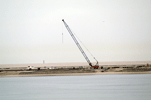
[91, 66, 99, 69]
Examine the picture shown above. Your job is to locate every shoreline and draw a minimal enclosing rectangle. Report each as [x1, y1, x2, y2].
[1, 71, 151, 77]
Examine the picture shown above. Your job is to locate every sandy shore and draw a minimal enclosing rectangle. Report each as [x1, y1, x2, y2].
[1, 61, 150, 77]
[1, 71, 151, 77]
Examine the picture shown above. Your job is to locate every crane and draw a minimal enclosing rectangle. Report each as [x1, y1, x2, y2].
[62, 19, 99, 69]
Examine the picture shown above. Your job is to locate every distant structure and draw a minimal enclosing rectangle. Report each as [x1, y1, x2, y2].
[43, 60, 45, 64]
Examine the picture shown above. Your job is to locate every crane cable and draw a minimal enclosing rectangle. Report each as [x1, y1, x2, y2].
[70, 28, 98, 63]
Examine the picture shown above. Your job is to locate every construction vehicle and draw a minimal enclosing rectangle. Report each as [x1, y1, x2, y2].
[62, 19, 99, 69]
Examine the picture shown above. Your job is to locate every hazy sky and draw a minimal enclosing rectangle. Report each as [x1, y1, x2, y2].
[0, 0, 151, 64]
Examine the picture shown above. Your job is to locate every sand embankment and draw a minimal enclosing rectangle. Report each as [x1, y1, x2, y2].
[1, 68, 151, 77]
[1, 72, 151, 77]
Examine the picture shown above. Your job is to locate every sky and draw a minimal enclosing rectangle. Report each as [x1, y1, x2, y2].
[0, 0, 151, 64]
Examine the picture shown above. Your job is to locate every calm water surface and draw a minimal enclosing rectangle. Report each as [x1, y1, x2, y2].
[0, 74, 151, 100]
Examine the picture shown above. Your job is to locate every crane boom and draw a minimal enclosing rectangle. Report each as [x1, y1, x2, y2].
[62, 19, 92, 67]
[62, 19, 100, 69]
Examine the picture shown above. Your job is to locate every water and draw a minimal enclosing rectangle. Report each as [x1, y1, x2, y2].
[0, 74, 151, 100]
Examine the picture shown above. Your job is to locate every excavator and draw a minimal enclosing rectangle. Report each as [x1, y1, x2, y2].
[62, 19, 99, 69]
